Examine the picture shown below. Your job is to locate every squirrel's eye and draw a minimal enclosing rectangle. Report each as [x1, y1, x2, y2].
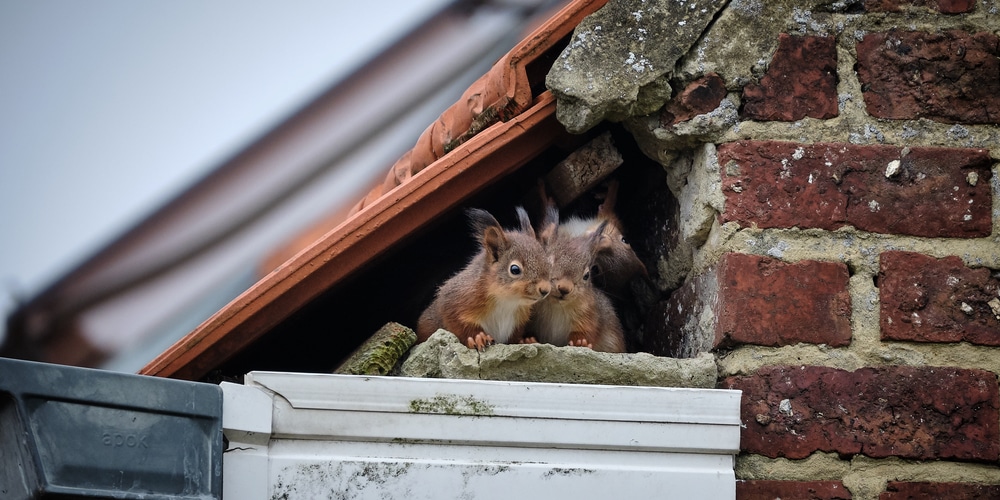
[509, 264, 521, 276]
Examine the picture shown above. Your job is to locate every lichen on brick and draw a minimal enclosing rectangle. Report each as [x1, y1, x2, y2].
[547, 0, 729, 133]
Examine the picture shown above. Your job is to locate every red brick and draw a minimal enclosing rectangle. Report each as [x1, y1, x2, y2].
[856, 30, 1000, 124]
[650, 253, 852, 357]
[881, 482, 1000, 499]
[723, 365, 1000, 462]
[717, 254, 852, 348]
[864, 0, 976, 13]
[738, 480, 851, 500]
[661, 73, 727, 126]
[881, 251, 1000, 346]
[743, 34, 838, 122]
[718, 141, 993, 238]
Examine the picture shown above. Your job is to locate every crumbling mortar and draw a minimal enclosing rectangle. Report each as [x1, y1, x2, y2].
[993, 162, 1000, 236]
[691, 225, 1000, 281]
[736, 452, 1000, 500]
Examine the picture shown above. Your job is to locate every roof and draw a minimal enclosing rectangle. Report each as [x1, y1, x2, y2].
[1, 0, 577, 371]
[140, 0, 610, 380]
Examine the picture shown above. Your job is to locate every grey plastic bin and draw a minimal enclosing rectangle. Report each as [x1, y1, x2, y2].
[0, 357, 222, 500]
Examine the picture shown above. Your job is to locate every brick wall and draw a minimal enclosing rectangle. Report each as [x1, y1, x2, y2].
[621, 1, 1000, 498]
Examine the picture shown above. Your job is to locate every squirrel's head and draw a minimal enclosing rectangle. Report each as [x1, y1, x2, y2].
[466, 207, 551, 302]
[543, 210, 613, 302]
[590, 213, 647, 295]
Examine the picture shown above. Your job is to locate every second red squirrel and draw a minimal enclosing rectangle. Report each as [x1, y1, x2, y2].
[527, 204, 626, 353]
[543, 179, 646, 300]
[416, 207, 552, 350]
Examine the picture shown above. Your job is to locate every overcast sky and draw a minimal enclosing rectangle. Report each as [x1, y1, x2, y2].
[0, 0, 449, 338]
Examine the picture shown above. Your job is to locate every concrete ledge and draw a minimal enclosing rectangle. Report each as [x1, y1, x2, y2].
[401, 330, 718, 388]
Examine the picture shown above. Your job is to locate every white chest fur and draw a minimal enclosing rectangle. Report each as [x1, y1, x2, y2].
[533, 300, 574, 346]
[481, 296, 527, 343]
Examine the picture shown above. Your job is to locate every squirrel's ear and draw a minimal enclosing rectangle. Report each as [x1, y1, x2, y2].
[466, 208, 507, 262]
[537, 202, 559, 247]
[466, 208, 500, 235]
[590, 220, 614, 255]
[515, 206, 535, 238]
[482, 226, 508, 263]
[596, 178, 619, 221]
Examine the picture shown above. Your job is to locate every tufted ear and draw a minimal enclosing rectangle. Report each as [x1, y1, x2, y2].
[466, 208, 499, 236]
[482, 225, 508, 263]
[537, 202, 560, 248]
[589, 220, 614, 256]
[466, 208, 507, 263]
[596, 178, 619, 221]
[515, 206, 536, 239]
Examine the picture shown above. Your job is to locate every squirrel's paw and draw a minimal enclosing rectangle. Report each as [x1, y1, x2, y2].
[467, 332, 496, 351]
[568, 338, 594, 349]
[519, 336, 539, 344]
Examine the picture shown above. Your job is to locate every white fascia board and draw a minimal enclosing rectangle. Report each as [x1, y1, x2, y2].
[245, 372, 742, 425]
[224, 372, 742, 500]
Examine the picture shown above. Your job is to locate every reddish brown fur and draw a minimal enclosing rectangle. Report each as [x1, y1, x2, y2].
[543, 179, 646, 300]
[417, 208, 551, 348]
[530, 209, 626, 353]
[591, 180, 647, 297]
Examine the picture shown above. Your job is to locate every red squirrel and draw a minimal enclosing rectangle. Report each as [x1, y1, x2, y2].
[544, 179, 646, 300]
[528, 205, 626, 353]
[417, 207, 552, 350]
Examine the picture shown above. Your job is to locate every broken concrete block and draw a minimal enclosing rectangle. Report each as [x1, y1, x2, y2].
[400, 330, 718, 388]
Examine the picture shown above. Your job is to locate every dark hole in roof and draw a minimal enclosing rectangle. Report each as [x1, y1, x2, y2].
[212, 123, 678, 380]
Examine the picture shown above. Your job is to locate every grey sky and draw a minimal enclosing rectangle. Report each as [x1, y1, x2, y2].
[0, 0, 448, 338]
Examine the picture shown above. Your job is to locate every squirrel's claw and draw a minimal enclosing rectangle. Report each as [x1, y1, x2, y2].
[467, 332, 495, 351]
[519, 336, 539, 344]
[568, 338, 594, 349]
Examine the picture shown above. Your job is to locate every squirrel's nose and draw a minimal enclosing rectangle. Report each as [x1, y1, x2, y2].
[537, 281, 551, 297]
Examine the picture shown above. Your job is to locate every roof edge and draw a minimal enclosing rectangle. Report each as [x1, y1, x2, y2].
[141, 92, 562, 380]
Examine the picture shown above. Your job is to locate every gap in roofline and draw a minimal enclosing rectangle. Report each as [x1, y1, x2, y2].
[211, 122, 679, 380]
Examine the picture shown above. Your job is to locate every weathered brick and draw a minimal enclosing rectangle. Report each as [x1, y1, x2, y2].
[880, 251, 1000, 346]
[661, 73, 727, 126]
[723, 365, 1000, 462]
[743, 34, 838, 121]
[716, 254, 852, 348]
[738, 480, 851, 500]
[864, 0, 976, 13]
[718, 141, 993, 237]
[856, 30, 1000, 124]
[652, 253, 852, 357]
[881, 482, 1000, 499]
